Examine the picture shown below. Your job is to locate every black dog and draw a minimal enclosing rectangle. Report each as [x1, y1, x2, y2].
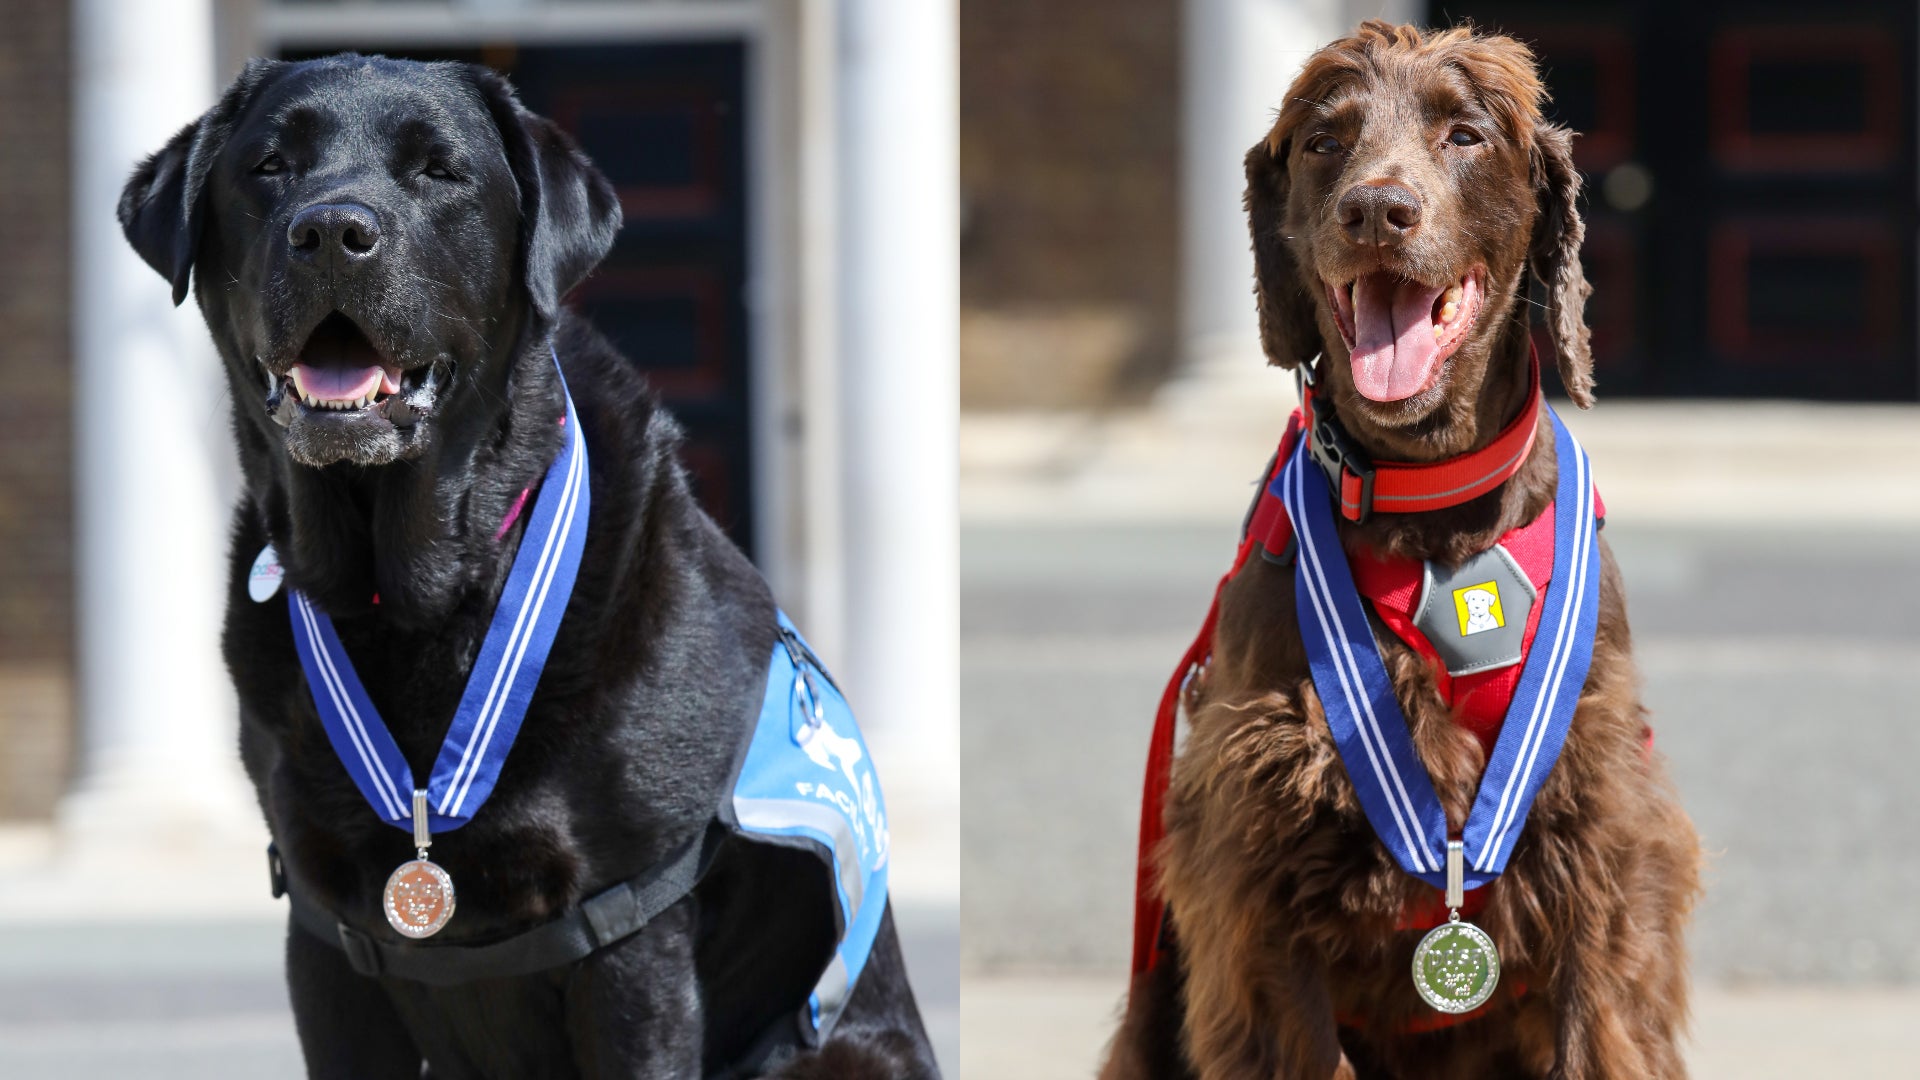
[118, 54, 936, 1079]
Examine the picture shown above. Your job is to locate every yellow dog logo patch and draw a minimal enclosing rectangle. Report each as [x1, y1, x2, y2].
[1452, 581, 1505, 637]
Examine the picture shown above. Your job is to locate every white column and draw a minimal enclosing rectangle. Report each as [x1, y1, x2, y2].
[834, 0, 960, 832]
[1168, 0, 1347, 408]
[793, 0, 849, 666]
[66, 0, 256, 852]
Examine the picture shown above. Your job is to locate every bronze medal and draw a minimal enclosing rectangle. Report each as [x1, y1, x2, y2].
[383, 789, 454, 939]
[383, 857, 455, 939]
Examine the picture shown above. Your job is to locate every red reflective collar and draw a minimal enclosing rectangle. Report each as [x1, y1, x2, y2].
[1302, 353, 1543, 522]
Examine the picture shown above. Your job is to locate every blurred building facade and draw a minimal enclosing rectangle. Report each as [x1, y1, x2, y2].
[961, 0, 1920, 408]
[0, 0, 958, 843]
[0, 0, 74, 820]
[960, 0, 1182, 408]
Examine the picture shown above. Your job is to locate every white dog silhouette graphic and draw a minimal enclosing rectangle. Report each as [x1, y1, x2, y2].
[798, 715, 866, 793]
[1459, 587, 1501, 636]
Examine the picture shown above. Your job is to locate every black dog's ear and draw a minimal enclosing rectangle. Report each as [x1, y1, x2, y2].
[471, 67, 622, 321]
[1244, 134, 1320, 370]
[119, 121, 201, 306]
[118, 59, 279, 307]
[1529, 124, 1595, 408]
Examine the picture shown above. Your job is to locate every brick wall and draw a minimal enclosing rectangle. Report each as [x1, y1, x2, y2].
[0, 0, 74, 819]
[961, 0, 1181, 407]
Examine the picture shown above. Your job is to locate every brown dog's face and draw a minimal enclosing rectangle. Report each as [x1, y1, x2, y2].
[1246, 23, 1593, 442]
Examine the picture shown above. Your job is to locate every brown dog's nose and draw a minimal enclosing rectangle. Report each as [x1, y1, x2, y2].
[1337, 182, 1422, 246]
[287, 202, 381, 263]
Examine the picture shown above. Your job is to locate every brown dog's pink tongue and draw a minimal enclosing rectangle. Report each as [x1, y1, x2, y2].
[1349, 272, 1448, 401]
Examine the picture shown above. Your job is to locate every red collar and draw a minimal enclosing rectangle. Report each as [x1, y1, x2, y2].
[1301, 352, 1543, 523]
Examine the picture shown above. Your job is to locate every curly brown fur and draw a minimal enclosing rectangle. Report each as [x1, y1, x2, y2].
[1103, 22, 1699, 1080]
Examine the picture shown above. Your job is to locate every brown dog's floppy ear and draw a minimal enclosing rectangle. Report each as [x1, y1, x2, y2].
[118, 59, 280, 307]
[1244, 134, 1320, 370]
[471, 67, 623, 323]
[1530, 124, 1595, 407]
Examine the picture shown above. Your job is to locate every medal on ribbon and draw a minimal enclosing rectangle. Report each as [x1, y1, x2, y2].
[287, 351, 590, 939]
[1279, 407, 1599, 1012]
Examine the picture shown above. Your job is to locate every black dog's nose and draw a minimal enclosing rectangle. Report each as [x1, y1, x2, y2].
[1337, 182, 1422, 245]
[287, 202, 381, 262]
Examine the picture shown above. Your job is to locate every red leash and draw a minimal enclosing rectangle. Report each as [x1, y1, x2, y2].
[1132, 416, 1300, 976]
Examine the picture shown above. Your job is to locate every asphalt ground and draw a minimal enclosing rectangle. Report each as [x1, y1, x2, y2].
[0, 902, 957, 1077]
[960, 517, 1920, 1074]
[960, 973, 1920, 1079]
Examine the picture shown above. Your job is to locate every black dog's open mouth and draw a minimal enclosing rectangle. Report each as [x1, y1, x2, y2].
[265, 312, 443, 430]
[289, 312, 404, 410]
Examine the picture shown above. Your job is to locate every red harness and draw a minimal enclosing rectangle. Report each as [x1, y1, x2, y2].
[1131, 362, 1613, 1032]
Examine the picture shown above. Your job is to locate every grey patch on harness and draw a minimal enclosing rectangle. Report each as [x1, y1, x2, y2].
[1412, 543, 1536, 677]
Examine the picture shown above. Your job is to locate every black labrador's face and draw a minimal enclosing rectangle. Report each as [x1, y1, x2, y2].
[207, 62, 522, 466]
[120, 56, 620, 469]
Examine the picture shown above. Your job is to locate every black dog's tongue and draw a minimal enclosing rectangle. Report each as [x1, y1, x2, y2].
[292, 314, 402, 406]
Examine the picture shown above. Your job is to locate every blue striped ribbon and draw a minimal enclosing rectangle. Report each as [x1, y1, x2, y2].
[287, 352, 591, 833]
[1280, 408, 1599, 888]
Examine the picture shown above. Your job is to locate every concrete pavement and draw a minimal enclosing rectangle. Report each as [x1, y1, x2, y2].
[0, 824, 957, 1077]
[960, 974, 1920, 1079]
[0, 902, 957, 1078]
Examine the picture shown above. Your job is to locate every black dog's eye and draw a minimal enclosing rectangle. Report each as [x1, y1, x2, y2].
[1446, 127, 1483, 147]
[254, 152, 286, 175]
[1307, 134, 1343, 155]
[422, 162, 458, 181]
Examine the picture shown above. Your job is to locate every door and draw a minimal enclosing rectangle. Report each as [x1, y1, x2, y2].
[1427, 0, 1918, 401]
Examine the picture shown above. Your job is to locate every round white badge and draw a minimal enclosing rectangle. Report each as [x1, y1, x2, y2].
[248, 544, 285, 602]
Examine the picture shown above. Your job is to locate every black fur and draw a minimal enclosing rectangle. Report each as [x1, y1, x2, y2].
[119, 54, 934, 1079]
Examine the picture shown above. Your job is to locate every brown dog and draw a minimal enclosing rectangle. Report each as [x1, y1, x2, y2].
[1101, 23, 1700, 1080]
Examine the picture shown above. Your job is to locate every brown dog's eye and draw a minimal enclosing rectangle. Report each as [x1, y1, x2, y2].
[1306, 134, 1343, 155]
[254, 152, 285, 175]
[1446, 127, 1482, 147]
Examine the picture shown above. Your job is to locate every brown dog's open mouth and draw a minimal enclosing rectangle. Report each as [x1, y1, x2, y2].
[1326, 268, 1485, 402]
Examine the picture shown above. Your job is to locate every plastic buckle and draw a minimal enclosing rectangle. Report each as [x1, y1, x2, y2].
[337, 924, 385, 977]
[1308, 414, 1376, 523]
[266, 844, 287, 899]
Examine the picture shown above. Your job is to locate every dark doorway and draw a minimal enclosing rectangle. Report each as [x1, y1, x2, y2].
[280, 41, 758, 554]
[1428, 1, 1918, 400]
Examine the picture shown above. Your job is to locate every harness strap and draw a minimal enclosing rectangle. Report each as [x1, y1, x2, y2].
[1303, 352, 1543, 522]
[272, 827, 717, 987]
[1132, 415, 1301, 977]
